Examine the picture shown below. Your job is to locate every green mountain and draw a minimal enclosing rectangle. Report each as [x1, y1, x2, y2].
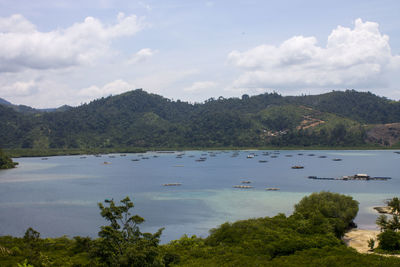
[0, 89, 399, 151]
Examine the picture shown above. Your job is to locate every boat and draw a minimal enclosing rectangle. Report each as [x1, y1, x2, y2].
[285, 155, 293, 157]
[291, 166, 304, 169]
[265, 188, 280, 191]
[259, 160, 268, 163]
[308, 154, 315, 156]
[247, 154, 255, 159]
[163, 183, 182, 186]
[241, 181, 251, 184]
[103, 161, 110, 164]
[318, 156, 327, 158]
[233, 185, 253, 189]
[332, 158, 342, 161]
[41, 158, 48, 160]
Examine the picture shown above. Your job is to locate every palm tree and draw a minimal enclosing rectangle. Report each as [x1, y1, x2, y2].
[386, 197, 400, 215]
[376, 214, 388, 232]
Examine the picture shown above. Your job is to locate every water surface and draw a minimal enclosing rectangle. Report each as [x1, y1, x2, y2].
[0, 150, 398, 242]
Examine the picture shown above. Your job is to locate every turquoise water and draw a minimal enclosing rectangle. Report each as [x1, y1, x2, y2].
[0, 150, 399, 242]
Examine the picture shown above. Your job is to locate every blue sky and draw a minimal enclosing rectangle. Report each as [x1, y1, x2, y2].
[0, 0, 399, 107]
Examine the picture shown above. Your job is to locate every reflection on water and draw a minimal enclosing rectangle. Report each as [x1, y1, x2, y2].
[0, 150, 399, 242]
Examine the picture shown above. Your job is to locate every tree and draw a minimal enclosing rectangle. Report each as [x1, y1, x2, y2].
[376, 215, 389, 232]
[0, 148, 18, 169]
[386, 197, 400, 215]
[92, 197, 164, 266]
[367, 238, 375, 251]
[377, 230, 400, 251]
[293, 192, 359, 238]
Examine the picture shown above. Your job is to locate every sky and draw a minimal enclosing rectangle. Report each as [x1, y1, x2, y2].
[0, 0, 399, 108]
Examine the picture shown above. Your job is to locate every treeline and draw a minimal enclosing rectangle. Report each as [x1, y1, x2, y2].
[1, 192, 400, 266]
[0, 89, 399, 150]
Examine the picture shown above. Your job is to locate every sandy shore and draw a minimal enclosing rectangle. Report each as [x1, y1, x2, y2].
[343, 229, 380, 253]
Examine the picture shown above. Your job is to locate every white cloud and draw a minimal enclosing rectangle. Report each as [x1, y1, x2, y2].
[228, 18, 400, 91]
[77, 79, 133, 101]
[183, 81, 217, 92]
[1, 80, 37, 97]
[128, 48, 158, 64]
[0, 13, 144, 72]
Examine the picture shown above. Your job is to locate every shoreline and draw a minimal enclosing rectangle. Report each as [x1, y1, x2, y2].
[5, 146, 400, 158]
[343, 229, 380, 253]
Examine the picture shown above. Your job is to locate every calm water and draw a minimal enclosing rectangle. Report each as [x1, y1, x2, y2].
[0, 150, 399, 243]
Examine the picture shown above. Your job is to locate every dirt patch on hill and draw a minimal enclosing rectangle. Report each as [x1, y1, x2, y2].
[366, 123, 400, 146]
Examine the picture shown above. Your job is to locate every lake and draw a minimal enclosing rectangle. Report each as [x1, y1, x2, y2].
[0, 150, 399, 243]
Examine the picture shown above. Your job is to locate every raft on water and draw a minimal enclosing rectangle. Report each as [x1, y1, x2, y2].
[307, 174, 391, 181]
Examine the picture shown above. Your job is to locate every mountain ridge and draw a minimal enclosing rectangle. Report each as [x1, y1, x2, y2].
[1, 89, 399, 150]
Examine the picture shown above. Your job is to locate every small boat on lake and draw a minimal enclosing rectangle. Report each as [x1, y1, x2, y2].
[163, 183, 182, 186]
[265, 188, 280, 191]
[332, 158, 342, 161]
[241, 181, 251, 184]
[259, 160, 268, 163]
[292, 166, 304, 169]
[233, 185, 253, 189]
[131, 159, 140, 161]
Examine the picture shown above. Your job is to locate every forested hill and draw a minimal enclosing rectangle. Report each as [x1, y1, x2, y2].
[1, 89, 400, 150]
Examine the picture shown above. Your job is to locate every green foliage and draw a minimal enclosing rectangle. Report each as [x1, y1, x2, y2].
[1, 89, 399, 150]
[0, 148, 18, 169]
[92, 197, 164, 266]
[293, 192, 359, 237]
[368, 238, 375, 250]
[377, 230, 400, 251]
[375, 197, 400, 253]
[1, 193, 400, 266]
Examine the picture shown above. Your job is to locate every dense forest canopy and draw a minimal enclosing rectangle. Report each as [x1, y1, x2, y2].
[1, 89, 399, 151]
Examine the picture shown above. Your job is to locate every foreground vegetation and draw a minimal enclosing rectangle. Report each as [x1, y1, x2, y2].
[1, 192, 400, 266]
[1, 90, 400, 152]
[0, 149, 17, 169]
[372, 197, 400, 253]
